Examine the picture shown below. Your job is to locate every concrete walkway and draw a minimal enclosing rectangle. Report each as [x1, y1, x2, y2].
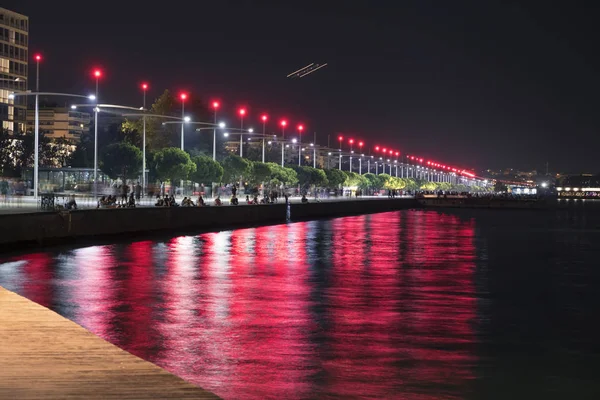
[0, 287, 219, 399]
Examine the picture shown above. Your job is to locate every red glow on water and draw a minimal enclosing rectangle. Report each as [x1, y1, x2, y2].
[2, 213, 478, 400]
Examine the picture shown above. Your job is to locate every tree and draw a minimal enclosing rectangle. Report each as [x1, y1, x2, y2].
[221, 154, 251, 184]
[291, 165, 328, 189]
[325, 168, 347, 189]
[248, 161, 272, 185]
[363, 173, 385, 190]
[494, 181, 508, 192]
[265, 163, 298, 187]
[153, 147, 196, 184]
[100, 142, 143, 180]
[190, 155, 223, 184]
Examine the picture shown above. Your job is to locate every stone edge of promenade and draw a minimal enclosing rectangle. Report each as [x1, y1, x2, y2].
[0, 198, 418, 247]
[0, 286, 220, 399]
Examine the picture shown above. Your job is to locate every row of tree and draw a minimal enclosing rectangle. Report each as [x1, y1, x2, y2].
[99, 142, 488, 194]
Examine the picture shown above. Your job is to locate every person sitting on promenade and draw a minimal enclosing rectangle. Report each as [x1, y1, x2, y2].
[253, 195, 259, 204]
[230, 196, 239, 206]
[66, 194, 77, 210]
[155, 195, 165, 207]
[246, 195, 252, 204]
[97, 196, 106, 208]
[301, 194, 308, 204]
[128, 192, 136, 208]
[215, 196, 222, 206]
[197, 195, 205, 207]
[182, 197, 195, 207]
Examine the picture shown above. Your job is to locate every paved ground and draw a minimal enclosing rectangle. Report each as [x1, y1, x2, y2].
[0, 286, 219, 399]
[0, 194, 412, 214]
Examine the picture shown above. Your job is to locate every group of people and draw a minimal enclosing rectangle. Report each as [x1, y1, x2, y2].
[97, 193, 136, 208]
[155, 195, 207, 207]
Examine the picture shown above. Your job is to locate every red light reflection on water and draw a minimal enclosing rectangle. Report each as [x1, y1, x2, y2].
[20, 253, 53, 308]
[2, 210, 479, 400]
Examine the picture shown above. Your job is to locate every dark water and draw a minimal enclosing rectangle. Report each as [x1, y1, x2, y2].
[2, 203, 600, 399]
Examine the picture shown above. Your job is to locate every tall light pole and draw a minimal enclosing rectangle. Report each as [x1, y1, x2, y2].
[349, 138, 354, 172]
[338, 135, 343, 170]
[261, 114, 268, 163]
[313, 132, 317, 168]
[33, 54, 42, 200]
[297, 124, 304, 166]
[280, 120, 287, 167]
[141, 82, 149, 196]
[92, 68, 102, 200]
[179, 93, 187, 151]
[358, 141, 364, 174]
[238, 108, 246, 157]
[212, 101, 220, 160]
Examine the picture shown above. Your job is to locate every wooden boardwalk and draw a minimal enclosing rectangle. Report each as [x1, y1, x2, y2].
[0, 287, 219, 399]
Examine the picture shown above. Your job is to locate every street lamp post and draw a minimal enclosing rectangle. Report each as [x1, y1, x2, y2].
[93, 69, 102, 200]
[338, 135, 343, 170]
[141, 83, 149, 196]
[261, 114, 267, 163]
[212, 101, 220, 160]
[280, 120, 287, 167]
[297, 124, 304, 166]
[358, 141, 364, 174]
[239, 108, 246, 157]
[33, 54, 41, 200]
[179, 92, 188, 195]
[349, 139, 354, 172]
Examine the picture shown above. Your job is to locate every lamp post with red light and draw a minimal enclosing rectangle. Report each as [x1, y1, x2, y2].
[261, 114, 268, 162]
[212, 101, 220, 160]
[338, 135, 343, 170]
[297, 124, 304, 166]
[348, 138, 355, 172]
[141, 83, 149, 194]
[92, 68, 102, 199]
[179, 93, 188, 151]
[32, 53, 42, 199]
[358, 141, 364, 174]
[280, 119, 287, 167]
[238, 108, 247, 157]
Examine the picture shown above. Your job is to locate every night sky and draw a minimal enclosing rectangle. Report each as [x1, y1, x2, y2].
[6, 1, 600, 173]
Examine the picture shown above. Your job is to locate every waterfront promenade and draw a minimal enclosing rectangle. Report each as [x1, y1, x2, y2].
[0, 287, 219, 399]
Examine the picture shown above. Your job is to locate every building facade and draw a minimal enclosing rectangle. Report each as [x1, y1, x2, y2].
[26, 107, 91, 142]
[0, 7, 28, 133]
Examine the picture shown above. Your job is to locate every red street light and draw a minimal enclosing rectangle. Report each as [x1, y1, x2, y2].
[382, 147, 387, 153]
[141, 83, 149, 91]
[93, 69, 102, 79]
[239, 108, 247, 117]
[298, 124, 304, 132]
[261, 114, 268, 122]
[280, 120, 287, 127]
[180, 92, 188, 101]
[338, 135, 343, 142]
[34, 54, 42, 62]
[212, 101, 220, 109]
[349, 138, 354, 145]
[359, 141, 364, 148]
[375, 146, 380, 151]
[395, 151, 399, 156]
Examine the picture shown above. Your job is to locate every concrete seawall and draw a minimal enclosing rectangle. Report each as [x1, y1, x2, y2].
[0, 198, 418, 247]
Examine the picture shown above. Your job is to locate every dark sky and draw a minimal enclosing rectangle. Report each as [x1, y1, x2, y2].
[7, 0, 600, 173]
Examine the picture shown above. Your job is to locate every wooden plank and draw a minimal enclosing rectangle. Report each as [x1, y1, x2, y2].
[0, 287, 219, 399]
